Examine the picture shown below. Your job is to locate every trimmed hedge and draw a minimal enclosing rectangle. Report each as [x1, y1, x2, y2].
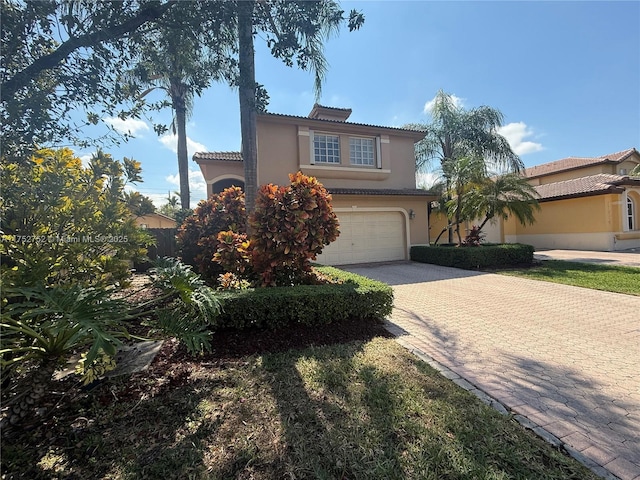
[410, 243, 534, 270]
[216, 266, 393, 330]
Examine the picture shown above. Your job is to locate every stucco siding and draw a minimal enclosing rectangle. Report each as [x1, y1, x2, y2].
[535, 165, 614, 184]
[513, 195, 613, 235]
[256, 121, 299, 185]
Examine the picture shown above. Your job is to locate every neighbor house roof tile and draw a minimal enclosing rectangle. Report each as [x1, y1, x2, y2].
[534, 174, 626, 201]
[524, 148, 637, 179]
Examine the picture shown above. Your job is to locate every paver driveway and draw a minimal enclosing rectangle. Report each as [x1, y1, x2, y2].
[344, 262, 640, 480]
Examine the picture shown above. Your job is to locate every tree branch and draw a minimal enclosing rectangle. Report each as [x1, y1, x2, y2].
[1, 1, 178, 98]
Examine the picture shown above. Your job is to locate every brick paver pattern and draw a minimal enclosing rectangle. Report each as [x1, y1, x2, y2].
[345, 262, 640, 480]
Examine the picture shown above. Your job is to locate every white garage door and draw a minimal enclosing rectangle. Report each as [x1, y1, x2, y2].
[316, 211, 406, 265]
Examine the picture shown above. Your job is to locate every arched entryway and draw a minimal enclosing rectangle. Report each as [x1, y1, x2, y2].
[210, 176, 245, 196]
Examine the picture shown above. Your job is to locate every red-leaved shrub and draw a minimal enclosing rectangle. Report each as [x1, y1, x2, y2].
[250, 172, 340, 286]
[177, 186, 246, 281]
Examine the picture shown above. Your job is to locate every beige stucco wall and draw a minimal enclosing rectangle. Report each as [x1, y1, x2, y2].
[135, 214, 177, 229]
[256, 120, 300, 186]
[257, 115, 422, 190]
[619, 158, 640, 175]
[531, 165, 613, 185]
[331, 194, 431, 246]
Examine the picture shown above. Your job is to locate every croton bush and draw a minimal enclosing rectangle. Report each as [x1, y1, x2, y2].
[178, 172, 340, 287]
[177, 186, 247, 282]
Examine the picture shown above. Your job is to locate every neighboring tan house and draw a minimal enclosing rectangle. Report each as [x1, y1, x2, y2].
[488, 148, 640, 251]
[194, 104, 435, 265]
[134, 212, 177, 229]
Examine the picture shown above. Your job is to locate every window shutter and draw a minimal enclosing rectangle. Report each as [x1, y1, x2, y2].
[376, 136, 382, 169]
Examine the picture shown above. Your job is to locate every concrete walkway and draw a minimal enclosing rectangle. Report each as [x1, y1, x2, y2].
[534, 249, 640, 268]
[344, 262, 640, 480]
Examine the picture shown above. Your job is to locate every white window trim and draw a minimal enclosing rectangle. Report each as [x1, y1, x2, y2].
[311, 130, 341, 165]
[348, 136, 376, 167]
[627, 196, 635, 231]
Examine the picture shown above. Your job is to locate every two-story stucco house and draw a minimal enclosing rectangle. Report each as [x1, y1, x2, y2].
[484, 148, 640, 251]
[194, 104, 435, 265]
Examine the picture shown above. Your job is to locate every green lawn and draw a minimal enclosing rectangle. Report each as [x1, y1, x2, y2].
[495, 260, 640, 295]
[3, 338, 598, 479]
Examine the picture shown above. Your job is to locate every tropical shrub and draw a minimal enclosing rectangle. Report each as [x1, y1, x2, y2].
[0, 148, 153, 288]
[178, 174, 340, 287]
[250, 172, 340, 286]
[177, 186, 246, 281]
[411, 244, 534, 269]
[462, 226, 485, 247]
[216, 266, 392, 330]
[1, 257, 221, 426]
[213, 230, 253, 278]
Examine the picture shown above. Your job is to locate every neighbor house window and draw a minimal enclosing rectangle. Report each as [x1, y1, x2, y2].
[627, 197, 635, 230]
[349, 137, 375, 166]
[313, 133, 340, 164]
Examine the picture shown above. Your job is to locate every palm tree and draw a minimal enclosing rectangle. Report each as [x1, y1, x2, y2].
[236, 1, 364, 219]
[630, 164, 640, 177]
[129, 5, 236, 210]
[442, 155, 487, 245]
[406, 90, 523, 242]
[463, 173, 540, 235]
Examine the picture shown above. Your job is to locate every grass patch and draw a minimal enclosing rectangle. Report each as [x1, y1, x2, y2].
[3, 338, 598, 479]
[495, 260, 640, 295]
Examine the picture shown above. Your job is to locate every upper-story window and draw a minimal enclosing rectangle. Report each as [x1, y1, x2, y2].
[349, 137, 375, 166]
[313, 133, 340, 164]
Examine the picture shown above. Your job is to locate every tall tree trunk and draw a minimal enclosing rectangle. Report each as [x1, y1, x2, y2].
[238, 0, 258, 226]
[175, 100, 190, 210]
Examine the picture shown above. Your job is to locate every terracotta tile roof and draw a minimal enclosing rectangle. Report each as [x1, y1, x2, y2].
[534, 174, 626, 201]
[524, 148, 637, 179]
[327, 188, 436, 196]
[193, 151, 242, 162]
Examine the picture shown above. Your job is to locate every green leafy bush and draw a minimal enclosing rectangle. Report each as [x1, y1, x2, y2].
[250, 172, 340, 286]
[0, 148, 153, 288]
[410, 244, 534, 269]
[177, 186, 246, 282]
[1, 257, 221, 425]
[216, 266, 392, 330]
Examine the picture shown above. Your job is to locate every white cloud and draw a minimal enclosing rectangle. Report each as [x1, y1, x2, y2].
[497, 122, 544, 155]
[166, 169, 208, 208]
[423, 93, 464, 114]
[104, 117, 150, 136]
[159, 134, 208, 158]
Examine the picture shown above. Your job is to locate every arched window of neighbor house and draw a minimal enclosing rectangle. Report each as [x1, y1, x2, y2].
[628, 196, 636, 230]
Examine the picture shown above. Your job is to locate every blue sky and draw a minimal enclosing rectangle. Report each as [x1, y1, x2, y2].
[77, 1, 640, 208]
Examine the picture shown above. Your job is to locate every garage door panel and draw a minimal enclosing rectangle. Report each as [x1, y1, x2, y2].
[316, 211, 406, 265]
